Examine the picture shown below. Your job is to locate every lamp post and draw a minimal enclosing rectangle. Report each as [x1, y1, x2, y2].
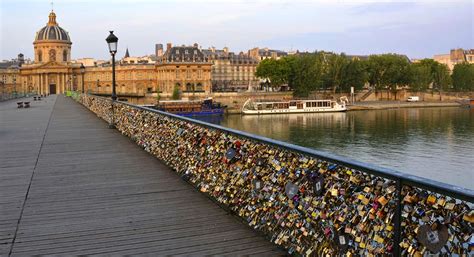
[80, 63, 85, 93]
[106, 31, 118, 129]
[73, 74, 77, 91]
[106, 31, 118, 101]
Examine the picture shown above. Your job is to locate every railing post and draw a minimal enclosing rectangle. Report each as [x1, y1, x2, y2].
[393, 178, 402, 257]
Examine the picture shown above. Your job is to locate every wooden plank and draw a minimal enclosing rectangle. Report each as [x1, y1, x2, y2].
[3, 96, 282, 256]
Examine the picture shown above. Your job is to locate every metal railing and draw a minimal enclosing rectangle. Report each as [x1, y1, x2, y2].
[0, 93, 28, 102]
[77, 94, 473, 256]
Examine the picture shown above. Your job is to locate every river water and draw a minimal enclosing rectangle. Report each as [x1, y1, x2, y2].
[195, 107, 474, 190]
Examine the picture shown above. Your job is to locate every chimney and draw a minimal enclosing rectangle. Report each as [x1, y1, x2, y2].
[166, 43, 172, 51]
[193, 43, 198, 48]
[155, 44, 163, 57]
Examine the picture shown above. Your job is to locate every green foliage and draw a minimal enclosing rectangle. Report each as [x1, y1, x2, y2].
[432, 63, 451, 91]
[366, 54, 411, 92]
[255, 58, 289, 87]
[171, 84, 180, 100]
[322, 53, 349, 93]
[292, 53, 325, 97]
[409, 63, 432, 92]
[415, 59, 451, 92]
[253, 52, 473, 98]
[451, 63, 474, 91]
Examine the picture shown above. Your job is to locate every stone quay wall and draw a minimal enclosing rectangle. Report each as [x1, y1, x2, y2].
[78, 94, 473, 256]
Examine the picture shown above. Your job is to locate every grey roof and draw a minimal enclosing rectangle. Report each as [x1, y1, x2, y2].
[0, 60, 20, 69]
[258, 49, 288, 57]
[203, 49, 258, 64]
[35, 12, 71, 42]
[160, 46, 208, 63]
[35, 25, 71, 42]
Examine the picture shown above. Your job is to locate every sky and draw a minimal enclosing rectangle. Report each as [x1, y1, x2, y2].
[0, 0, 472, 61]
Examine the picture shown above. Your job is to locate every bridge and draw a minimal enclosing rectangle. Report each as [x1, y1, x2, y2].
[1, 94, 473, 256]
[0, 95, 282, 256]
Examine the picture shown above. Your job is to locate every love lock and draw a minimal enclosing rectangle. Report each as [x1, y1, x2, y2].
[417, 223, 449, 253]
[313, 176, 324, 196]
[285, 182, 298, 199]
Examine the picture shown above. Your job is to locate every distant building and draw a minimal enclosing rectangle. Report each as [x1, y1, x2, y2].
[248, 47, 288, 61]
[155, 43, 212, 97]
[83, 63, 156, 102]
[19, 10, 83, 95]
[0, 54, 23, 94]
[433, 48, 474, 70]
[203, 47, 259, 92]
[464, 49, 474, 63]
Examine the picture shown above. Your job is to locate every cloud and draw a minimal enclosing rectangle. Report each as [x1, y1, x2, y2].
[0, 0, 472, 60]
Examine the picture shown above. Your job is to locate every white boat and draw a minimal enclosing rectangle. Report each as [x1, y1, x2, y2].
[242, 97, 347, 115]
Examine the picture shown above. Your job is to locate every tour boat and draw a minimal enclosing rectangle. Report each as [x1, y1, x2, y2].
[241, 97, 347, 115]
[152, 98, 226, 116]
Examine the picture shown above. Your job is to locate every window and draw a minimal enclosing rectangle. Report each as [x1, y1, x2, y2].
[63, 50, 68, 62]
[49, 49, 56, 61]
[147, 87, 152, 93]
[186, 83, 193, 91]
[186, 70, 191, 79]
[175, 69, 180, 79]
[38, 50, 43, 62]
[198, 70, 202, 79]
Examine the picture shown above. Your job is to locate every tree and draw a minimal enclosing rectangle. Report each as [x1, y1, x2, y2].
[171, 84, 180, 100]
[321, 53, 349, 93]
[452, 63, 474, 91]
[409, 63, 432, 92]
[340, 58, 368, 93]
[416, 59, 451, 92]
[366, 54, 411, 99]
[255, 58, 289, 89]
[292, 53, 325, 97]
[432, 63, 451, 92]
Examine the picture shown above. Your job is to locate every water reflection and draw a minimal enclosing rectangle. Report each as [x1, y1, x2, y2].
[193, 107, 474, 189]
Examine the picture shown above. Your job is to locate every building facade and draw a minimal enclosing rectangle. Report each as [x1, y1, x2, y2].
[0, 55, 23, 96]
[19, 11, 84, 95]
[155, 43, 212, 98]
[433, 48, 474, 71]
[203, 47, 259, 92]
[248, 47, 288, 61]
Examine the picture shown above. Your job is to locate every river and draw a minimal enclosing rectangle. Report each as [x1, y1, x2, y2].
[194, 107, 474, 190]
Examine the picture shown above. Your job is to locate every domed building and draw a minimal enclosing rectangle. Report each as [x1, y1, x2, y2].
[20, 10, 82, 95]
[34, 11, 72, 63]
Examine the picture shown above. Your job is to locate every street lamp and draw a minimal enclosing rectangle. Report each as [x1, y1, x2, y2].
[106, 31, 118, 101]
[73, 74, 77, 91]
[80, 63, 85, 93]
[106, 31, 118, 129]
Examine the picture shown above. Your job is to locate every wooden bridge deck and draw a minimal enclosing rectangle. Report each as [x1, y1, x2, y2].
[0, 95, 283, 256]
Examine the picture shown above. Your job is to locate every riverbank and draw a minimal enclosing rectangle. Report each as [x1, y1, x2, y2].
[348, 101, 462, 111]
[225, 101, 462, 114]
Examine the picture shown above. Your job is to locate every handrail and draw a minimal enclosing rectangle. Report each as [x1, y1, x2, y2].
[78, 94, 473, 256]
[114, 99, 474, 202]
